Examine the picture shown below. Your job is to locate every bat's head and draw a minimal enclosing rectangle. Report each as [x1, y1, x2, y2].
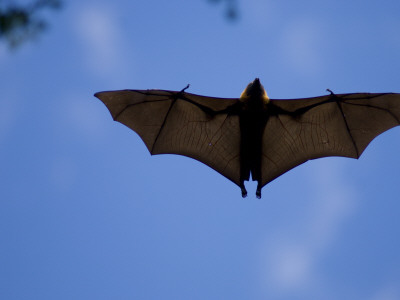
[240, 78, 270, 104]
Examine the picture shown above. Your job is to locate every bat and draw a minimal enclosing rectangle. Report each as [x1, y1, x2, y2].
[95, 78, 400, 198]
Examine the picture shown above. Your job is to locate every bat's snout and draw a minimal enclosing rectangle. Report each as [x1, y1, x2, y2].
[253, 78, 261, 86]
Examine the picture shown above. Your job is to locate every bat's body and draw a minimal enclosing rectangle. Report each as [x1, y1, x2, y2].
[238, 79, 270, 197]
[95, 79, 400, 198]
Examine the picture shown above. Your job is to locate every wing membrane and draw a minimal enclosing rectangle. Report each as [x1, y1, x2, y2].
[95, 89, 242, 185]
[261, 93, 400, 186]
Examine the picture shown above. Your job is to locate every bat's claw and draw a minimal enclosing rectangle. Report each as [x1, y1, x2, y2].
[326, 89, 335, 95]
[181, 84, 190, 93]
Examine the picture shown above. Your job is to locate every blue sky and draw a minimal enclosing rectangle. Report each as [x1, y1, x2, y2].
[1, 0, 400, 299]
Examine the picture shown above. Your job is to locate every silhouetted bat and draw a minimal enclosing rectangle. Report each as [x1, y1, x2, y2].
[95, 78, 400, 198]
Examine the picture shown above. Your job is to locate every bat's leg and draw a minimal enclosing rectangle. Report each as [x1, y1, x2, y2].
[250, 155, 262, 199]
[240, 182, 247, 198]
[240, 157, 250, 198]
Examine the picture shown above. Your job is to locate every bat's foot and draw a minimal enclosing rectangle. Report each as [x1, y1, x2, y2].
[241, 186, 247, 198]
[255, 183, 262, 199]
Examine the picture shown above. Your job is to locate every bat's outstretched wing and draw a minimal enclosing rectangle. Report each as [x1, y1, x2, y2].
[95, 89, 242, 186]
[261, 93, 400, 187]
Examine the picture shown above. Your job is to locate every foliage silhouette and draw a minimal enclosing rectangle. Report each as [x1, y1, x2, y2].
[0, 0, 61, 48]
[0, 0, 236, 49]
[208, 0, 239, 20]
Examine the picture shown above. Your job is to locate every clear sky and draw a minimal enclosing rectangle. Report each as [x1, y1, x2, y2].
[1, 0, 400, 299]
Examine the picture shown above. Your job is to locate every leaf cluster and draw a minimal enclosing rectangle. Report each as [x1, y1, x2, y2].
[0, 0, 61, 48]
